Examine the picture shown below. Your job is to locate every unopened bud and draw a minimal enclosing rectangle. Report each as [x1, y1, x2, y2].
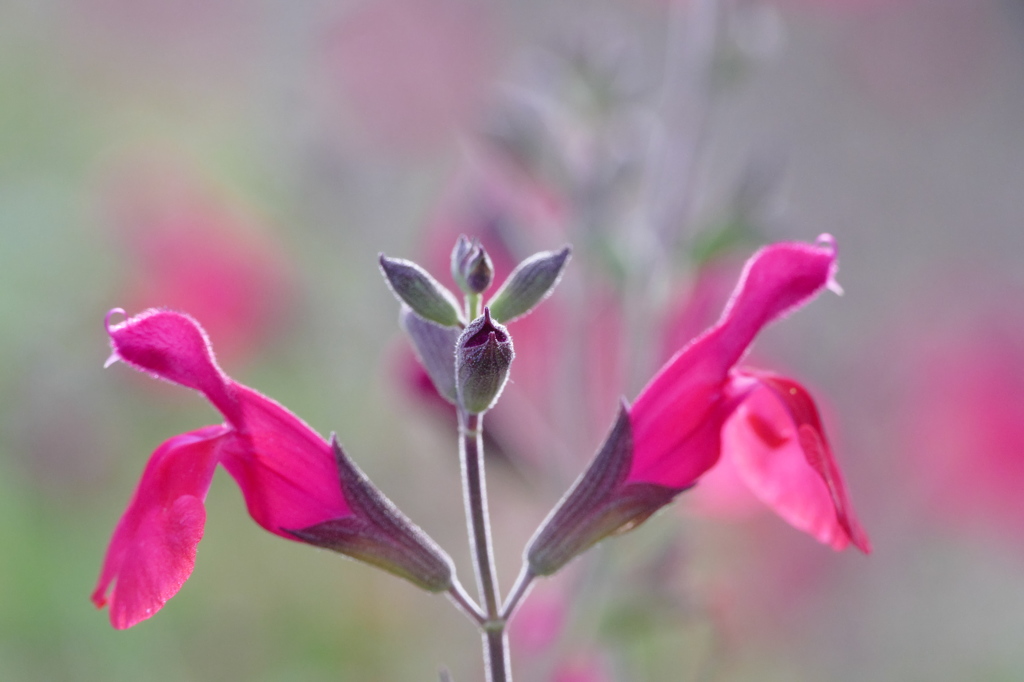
[451, 235, 495, 295]
[379, 254, 464, 328]
[487, 246, 571, 323]
[455, 308, 514, 414]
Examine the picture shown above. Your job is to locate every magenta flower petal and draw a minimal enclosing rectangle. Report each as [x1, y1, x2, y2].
[528, 237, 866, 572]
[724, 371, 871, 553]
[106, 308, 351, 532]
[627, 388, 734, 489]
[105, 308, 240, 422]
[92, 425, 227, 629]
[218, 385, 351, 535]
[97, 309, 349, 623]
[97, 308, 449, 626]
[629, 237, 840, 489]
[715, 235, 840, 356]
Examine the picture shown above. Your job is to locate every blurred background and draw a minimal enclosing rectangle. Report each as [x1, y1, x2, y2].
[1, 0, 1023, 680]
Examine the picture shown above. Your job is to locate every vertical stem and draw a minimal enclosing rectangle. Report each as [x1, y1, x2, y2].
[467, 292, 482, 322]
[484, 630, 511, 682]
[646, 0, 719, 250]
[459, 409, 509, 681]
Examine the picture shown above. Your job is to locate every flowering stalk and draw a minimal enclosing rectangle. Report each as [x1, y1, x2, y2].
[458, 409, 509, 681]
[459, 412, 498, 616]
[457, 408, 540, 681]
[450, 241, 566, 680]
[385, 238, 570, 679]
[96, 224, 868, 679]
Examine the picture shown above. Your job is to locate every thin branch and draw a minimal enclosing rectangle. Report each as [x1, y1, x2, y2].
[500, 566, 536, 621]
[447, 579, 487, 626]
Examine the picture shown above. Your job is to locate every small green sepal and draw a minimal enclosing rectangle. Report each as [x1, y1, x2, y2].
[487, 246, 571, 323]
[379, 254, 464, 327]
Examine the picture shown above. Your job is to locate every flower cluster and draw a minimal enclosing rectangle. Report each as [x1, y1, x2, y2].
[94, 233, 867, 681]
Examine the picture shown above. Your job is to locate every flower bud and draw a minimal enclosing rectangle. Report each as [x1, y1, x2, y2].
[288, 436, 456, 593]
[455, 308, 514, 414]
[379, 254, 464, 328]
[451, 235, 495, 295]
[487, 246, 571, 323]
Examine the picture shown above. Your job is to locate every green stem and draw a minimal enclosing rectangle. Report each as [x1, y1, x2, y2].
[458, 410, 509, 681]
[467, 292, 482, 322]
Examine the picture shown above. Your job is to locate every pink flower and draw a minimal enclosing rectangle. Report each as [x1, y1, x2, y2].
[94, 308, 452, 629]
[553, 657, 614, 682]
[528, 237, 868, 576]
[898, 299, 1024, 540]
[507, 577, 614, 682]
[104, 160, 293, 363]
[628, 236, 869, 552]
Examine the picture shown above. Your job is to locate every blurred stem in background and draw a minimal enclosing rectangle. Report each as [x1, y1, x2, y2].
[625, 0, 719, 396]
